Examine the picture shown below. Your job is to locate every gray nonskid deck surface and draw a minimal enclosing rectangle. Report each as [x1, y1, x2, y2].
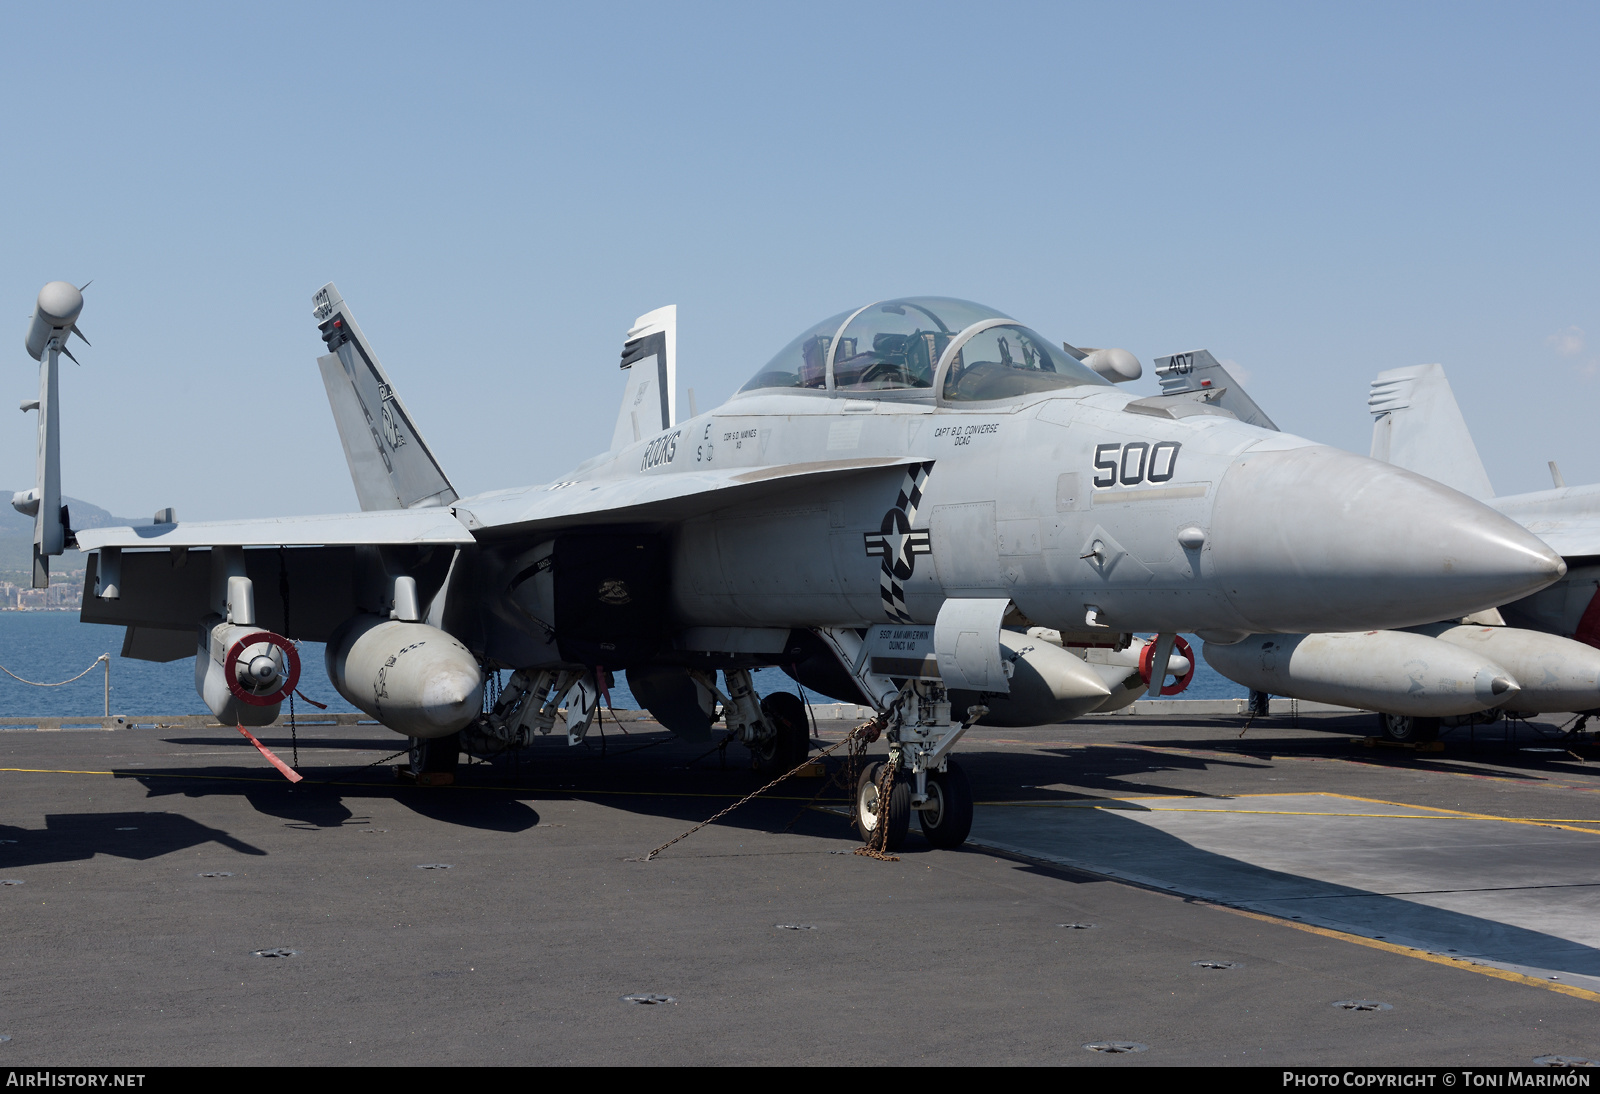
[3, 711, 1600, 1066]
[971, 793, 1600, 992]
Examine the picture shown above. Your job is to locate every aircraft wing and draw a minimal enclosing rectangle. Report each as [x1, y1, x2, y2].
[456, 456, 929, 535]
[74, 455, 930, 648]
[1492, 485, 1600, 558]
[76, 507, 476, 550]
[75, 456, 929, 553]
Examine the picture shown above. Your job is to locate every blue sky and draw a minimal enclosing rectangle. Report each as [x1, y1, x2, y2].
[2, 2, 1596, 519]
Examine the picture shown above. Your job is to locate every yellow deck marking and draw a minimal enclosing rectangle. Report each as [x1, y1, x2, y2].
[977, 791, 1600, 834]
[0, 766, 835, 802]
[1206, 904, 1600, 1004]
[941, 736, 1600, 799]
[2, 766, 115, 776]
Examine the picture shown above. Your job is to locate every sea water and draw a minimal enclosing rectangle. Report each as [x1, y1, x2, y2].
[0, 613, 1243, 718]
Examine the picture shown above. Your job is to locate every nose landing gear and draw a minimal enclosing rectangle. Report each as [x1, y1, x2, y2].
[854, 757, 974, 851]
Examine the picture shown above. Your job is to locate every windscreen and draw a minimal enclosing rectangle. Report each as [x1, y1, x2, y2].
[941, 324, 1108, 402]
[738, 310, 853, 392]
[832, 298, 1010, 392]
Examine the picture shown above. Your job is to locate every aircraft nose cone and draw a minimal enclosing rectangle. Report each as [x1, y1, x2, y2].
[1210, 446, 1564, 632]
[421, 668, 484, 727]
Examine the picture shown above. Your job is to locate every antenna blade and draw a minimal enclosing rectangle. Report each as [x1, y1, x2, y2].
[70, 324, 89, 346]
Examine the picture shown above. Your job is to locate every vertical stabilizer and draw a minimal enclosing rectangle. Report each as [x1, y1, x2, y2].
[1153, 349, 1278, 430]
[311, 283, 457, 511]
[611, 305, 676, 451]
[1368, 364, 1494, 499]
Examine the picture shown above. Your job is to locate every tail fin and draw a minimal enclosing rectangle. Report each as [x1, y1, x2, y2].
[1368, 364, 1494, 499]
[1153, 349, 1278, 431]
[611, 305, 677, 451]
[312, 283, 457, 511]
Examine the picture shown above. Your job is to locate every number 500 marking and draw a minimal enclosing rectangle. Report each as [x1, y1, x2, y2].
[1093, 441, 1181, 487]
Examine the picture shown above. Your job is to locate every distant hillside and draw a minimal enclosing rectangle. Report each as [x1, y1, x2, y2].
[0, 493, 151, 572]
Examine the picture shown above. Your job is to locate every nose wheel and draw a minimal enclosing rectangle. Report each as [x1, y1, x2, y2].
[855, 762, 911, 850]
[917, 759, 974, 849]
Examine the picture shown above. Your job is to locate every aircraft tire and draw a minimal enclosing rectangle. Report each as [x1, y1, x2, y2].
[753, 691, 809, 774]
[409, 732, 462, 776]
[855, 762, 911, 851]
[1376, 712, 1440, 743]
[919, 759, 974, 849]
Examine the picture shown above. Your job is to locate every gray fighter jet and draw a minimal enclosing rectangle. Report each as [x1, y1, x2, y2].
[1366, 363, 1600, 643]
[66, 288, 1563, 849]
[1161, 357, 1600, 742]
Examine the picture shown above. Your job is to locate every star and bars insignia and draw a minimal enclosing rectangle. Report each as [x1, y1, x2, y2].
[862, 461, 935, 623]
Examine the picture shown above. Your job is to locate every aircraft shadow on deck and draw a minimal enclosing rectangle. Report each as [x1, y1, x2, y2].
[100, 730, 1296, 843]
[108, 725, 1600, 862]
[975, 805, 1600, 984]
[0, 811, 266, 868]
[116, 768, 543, 834]
[107, 731, 862, 843]
[1013, 744, 1272, 799]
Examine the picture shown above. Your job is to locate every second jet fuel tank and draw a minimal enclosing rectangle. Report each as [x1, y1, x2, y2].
[1409, 622, 1600, 715]
[1204, 631, 1519, 716]
[1204, 626, 1600, 716]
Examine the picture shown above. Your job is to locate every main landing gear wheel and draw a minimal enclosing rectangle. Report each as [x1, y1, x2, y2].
[408, 732, 461, 782]
[753, 691, 810, 774]
[918, 759, 974, 849]
[1376, 712, 1440, 743]
[855, 761, 911, 851]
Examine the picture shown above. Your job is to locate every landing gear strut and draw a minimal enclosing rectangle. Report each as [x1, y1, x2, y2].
[462, 668, 600, 754]
[818, 627, 982, 853]
[695, 668, 810, 774]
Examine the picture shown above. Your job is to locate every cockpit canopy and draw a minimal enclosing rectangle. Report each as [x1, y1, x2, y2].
[739, 296, 1108, 402]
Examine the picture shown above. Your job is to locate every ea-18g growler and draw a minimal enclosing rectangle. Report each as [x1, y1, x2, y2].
[62, 288, 1561, 850]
